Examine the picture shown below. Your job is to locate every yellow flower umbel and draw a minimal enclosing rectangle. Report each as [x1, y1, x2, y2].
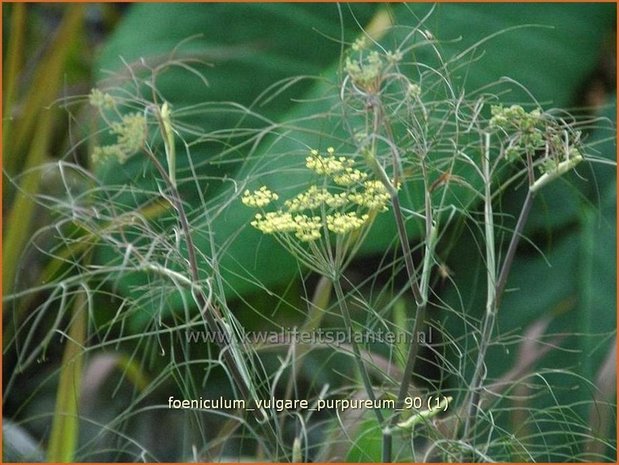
[242, 147, 394, 276]
[89, 89, 147, 165]
[242, 186, 279, 208]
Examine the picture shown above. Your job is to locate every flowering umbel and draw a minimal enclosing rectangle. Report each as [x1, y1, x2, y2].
[241, 148, 392, 247]
[489, 104, 584, 191]
[89, 89, 147, 165]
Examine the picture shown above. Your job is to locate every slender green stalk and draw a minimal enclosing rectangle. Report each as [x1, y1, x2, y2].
[366, 101, 436, 463]
[463, 133, 497, 441]
[384, 184, 438, 463]
[142, 130, 289, 456]
[282, 276, 331, 400]
[369, 104, 426, 383]
[390, 194, 423, 306]
[495, 189, 534, 308]
[141, 145, 264, 420]
[465, 150, 537, 442]
[280, 276, 332, 456]
[392, 157, 438, 404]
[331, 275, 385, 425]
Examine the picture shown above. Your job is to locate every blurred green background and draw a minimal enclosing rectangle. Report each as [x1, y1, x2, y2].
[3, 3, 616, 462]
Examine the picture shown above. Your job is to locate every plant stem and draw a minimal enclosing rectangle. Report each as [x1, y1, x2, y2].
[331, 275, 385, 422]
[391, 195, 424, 305]
[464, 133, 496, 441]
[280, 276, 332, 443]
[464, 151, 537, 441]
[495, 189, 534, 307]
[142, 147, 260, 418]
[374, 106, 426, 390]
[369, 103, 434, 463]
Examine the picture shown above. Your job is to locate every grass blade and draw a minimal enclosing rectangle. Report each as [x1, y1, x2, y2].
[46, 289, 87, 462]
[2, 3, 26, 173]
[2, 5, 85, 296]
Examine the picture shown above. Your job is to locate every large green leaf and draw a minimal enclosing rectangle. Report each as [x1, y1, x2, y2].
[400, 3, 613, 105]
[93, 3, 380, 324]
[211, 3, 615, 303]
[92, 3, 615, 320]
